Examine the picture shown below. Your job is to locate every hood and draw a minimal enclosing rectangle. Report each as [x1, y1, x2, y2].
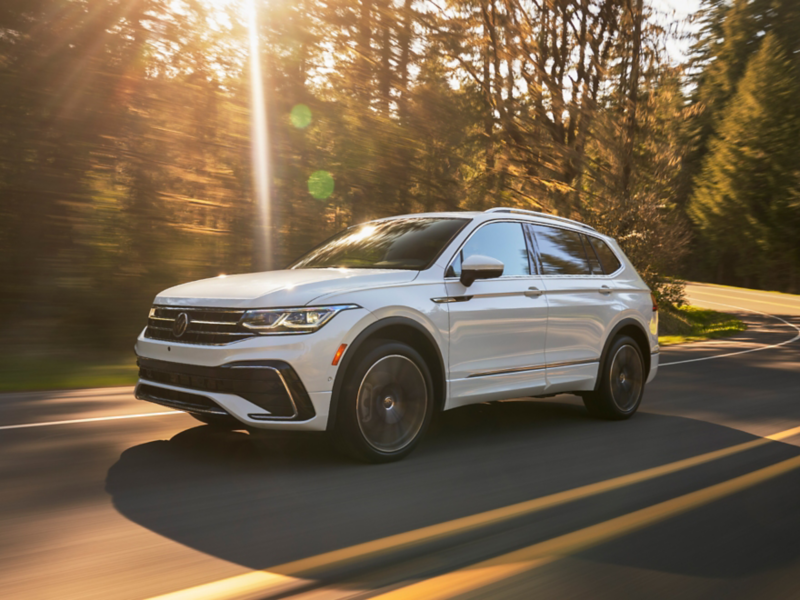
[154, 268, 418, 308]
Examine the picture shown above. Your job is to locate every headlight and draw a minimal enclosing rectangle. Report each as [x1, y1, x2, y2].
[240, 304, 359, 334]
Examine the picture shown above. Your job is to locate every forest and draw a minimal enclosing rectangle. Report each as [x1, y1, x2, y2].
[1, 0, 799, 359]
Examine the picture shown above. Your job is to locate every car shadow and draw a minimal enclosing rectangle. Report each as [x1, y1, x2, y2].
[106, 398, 800, 583]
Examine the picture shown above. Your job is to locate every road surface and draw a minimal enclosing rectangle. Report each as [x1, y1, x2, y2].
[1, 283, 799, 599]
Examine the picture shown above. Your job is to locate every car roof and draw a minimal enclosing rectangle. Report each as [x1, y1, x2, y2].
[372, 208, 601, 236]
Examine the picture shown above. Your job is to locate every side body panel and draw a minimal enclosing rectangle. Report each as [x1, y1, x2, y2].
[539, 277, 620, 393]
[444, 275, 549, 407]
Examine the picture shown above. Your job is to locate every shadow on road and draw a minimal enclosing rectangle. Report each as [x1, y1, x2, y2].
[105, 399, 800, 586]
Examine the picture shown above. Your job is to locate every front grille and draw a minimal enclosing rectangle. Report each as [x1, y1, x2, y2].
[145, 305, 255, 345]
[137, 357, 316, 420]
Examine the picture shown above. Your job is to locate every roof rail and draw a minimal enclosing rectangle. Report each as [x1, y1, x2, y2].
[484, 207, 596, 232]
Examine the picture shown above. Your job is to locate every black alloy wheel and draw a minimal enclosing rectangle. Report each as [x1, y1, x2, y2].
[335, 340, 434, 462]
[582, 334, 645, 420]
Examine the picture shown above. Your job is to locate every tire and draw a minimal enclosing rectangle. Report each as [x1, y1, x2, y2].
[334, 340, 435, 463]
[583, 335, 645, 420]
[190, 413, 242, 429]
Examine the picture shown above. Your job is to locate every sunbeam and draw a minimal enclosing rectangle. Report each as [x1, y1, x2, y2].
[246, 0, 272, 269]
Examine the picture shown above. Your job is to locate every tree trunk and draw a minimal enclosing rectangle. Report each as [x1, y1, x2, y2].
[396, 0, 414, 212]
[620, 0, 643, 207]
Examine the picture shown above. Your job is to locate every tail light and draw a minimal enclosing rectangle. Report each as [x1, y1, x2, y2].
[650, 292, 658, 312]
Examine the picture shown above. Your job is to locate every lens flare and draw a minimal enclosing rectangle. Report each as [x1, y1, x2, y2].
[308, 170, 334, 200]
[291, 104, 312, 128]
[247, 0, 272, 269]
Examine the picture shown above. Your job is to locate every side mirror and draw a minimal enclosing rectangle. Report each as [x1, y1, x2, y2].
[460, 254, 504, 287]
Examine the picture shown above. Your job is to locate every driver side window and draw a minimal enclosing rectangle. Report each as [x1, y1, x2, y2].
[447, 222, 531, 278]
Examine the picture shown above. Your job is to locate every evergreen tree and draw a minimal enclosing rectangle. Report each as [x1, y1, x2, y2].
[689, 33, 800, 290]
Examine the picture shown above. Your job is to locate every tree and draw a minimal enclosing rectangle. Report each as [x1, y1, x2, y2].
[688, 33, 800, 291]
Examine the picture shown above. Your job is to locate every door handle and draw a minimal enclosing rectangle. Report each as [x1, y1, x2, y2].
[599, 285, 612, 295]
[524, 286, 543, 298]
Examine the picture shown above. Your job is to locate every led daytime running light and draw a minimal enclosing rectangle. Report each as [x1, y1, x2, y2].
[240, 305, 359, 334]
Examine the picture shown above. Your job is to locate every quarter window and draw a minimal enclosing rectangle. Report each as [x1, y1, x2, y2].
[587, 237, 622, 274]
[581, 234, 604, 275]
[529, 224, 592, 275]
[448, 222, 531, 278]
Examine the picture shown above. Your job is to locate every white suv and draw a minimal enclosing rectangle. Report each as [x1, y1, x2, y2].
[135, 208, 659, 461]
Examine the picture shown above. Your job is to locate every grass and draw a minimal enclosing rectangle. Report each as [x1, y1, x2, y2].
[0, 355, 138, 393]
[658, 305, 747, 346]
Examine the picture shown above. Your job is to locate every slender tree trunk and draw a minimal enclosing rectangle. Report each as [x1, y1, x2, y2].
[396, 0, 414, 212]
[378, 0, 392, 114]
[352, 0, 373, 221]
[620, 0, 643, 206]
[482, 1, 495, 208]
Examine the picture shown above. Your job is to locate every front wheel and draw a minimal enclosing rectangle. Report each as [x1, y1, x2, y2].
[335, 341, 434, 463]
[583, 335, 645, 420]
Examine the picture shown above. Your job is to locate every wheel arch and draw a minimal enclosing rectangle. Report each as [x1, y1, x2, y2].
[327, 317, 447, 431]
[596, 318, 652, 391]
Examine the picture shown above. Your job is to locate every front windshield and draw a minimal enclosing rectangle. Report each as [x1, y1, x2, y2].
[290, 218, 469, 271]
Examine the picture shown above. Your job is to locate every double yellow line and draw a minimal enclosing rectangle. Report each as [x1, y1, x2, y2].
[149, 425, 800, 600]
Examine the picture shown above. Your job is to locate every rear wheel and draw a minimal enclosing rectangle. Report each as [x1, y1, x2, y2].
[583, 335, 645, 420]
[335, 341, 434, 462]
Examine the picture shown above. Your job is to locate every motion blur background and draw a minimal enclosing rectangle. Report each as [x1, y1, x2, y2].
[1, 0, 799, 385]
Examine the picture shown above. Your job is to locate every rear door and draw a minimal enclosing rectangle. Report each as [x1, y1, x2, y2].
[526, 224, 619, 392]
[445, 221, 548, 407]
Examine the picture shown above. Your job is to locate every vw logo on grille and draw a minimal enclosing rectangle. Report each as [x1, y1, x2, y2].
[173, 313, 190, 338]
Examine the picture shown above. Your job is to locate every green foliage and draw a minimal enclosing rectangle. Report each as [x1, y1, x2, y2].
[681, 0, 800, 291]
[689, 34, 800, 290]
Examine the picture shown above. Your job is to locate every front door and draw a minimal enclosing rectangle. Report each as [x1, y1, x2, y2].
[444, 221, 549, 408]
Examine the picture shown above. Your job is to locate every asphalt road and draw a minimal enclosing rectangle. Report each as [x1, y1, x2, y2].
[1, 283, 799, 600]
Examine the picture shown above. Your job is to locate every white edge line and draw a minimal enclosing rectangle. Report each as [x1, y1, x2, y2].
[0, 411, 182, 431]
[661, 299, 800, 367]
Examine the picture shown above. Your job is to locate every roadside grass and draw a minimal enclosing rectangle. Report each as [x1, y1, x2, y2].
[0, 355, 138, 393]
[659, 305, 747, 346]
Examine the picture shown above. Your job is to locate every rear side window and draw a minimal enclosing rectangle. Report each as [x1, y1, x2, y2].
[587, 236, 622, 274]
[448, 222, 531, 278]
[529, 225, 592, 275]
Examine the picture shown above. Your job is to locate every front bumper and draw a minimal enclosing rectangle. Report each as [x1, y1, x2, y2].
[133, 307, 375, 431]
[137, 357, 316, 420]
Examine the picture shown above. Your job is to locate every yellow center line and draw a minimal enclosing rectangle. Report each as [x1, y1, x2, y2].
[146, 424, 800, 600]
[689, 289, 800, 311]
[374, 453, 800, 600]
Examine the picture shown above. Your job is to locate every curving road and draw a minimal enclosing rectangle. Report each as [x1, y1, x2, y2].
[1, 283, 799, 599]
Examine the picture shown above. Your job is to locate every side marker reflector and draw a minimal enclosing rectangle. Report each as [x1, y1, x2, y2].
[332, 344, 347, 366]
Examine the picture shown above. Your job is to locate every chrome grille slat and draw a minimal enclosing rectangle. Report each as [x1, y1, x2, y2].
[145, 305, 255, 345]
